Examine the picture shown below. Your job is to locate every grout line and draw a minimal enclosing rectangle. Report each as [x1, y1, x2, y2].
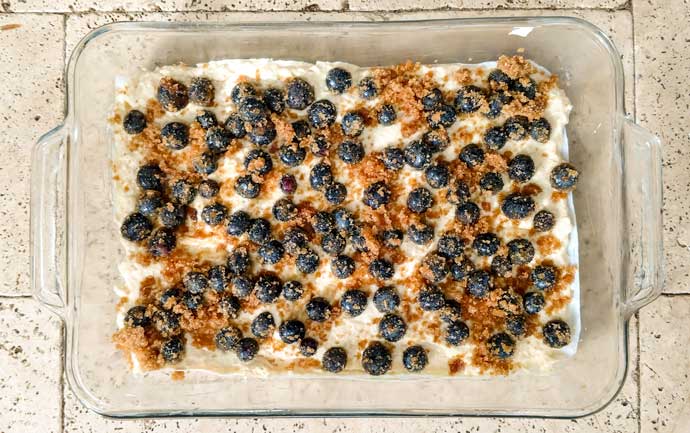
[0, 293, 34, 299]
[60, 12, 67, 433]
[636, 310, 642, 433]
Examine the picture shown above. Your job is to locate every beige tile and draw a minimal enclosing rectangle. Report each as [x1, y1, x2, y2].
[0, 14, 64, 296]
[634, 0, 690, 294]
[0, 299, 62, 433]
[7, 0, 342, 12]
[350, 0, 628, 10]
[640, 295, 690, 433]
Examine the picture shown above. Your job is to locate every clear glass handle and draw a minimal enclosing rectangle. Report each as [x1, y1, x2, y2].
[30, 125, 67, 318]
[622, 117, 664, 318]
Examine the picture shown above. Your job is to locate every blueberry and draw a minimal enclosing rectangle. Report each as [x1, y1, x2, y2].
[424, 163, 450, 188]
[207, 265, 229, 292]
[484, 91, 511, 119]
[533, 210, 555, 232]
[333, 208, 356, 233]
[379, 313, 406, 342]
[238, 97, 267, 124]
[205, 126, 232, 154]
[188, 77, 214, 106]
[324, 182, 347, 205]
[446, 321, 470, 346]
[491, 255, 513, 277]
[322, 347, 347, 373]
[258, 239, 285, 265]
[225, 113, 246, 138]
[447, 180, 471, 205]
[422, 88, 443, 111]
[369, 258, 394, 280]
[404, 139, 433, 170]
[251, 311, 276, 338]
[124, 305, 150, 327]
[291, 119, 311, 142]
[308, 100, 337, 129]
[227, 247, 251, 275]
[123, 110, 147, 134]
[363, 181, 391, 209]
[138, 191, 163, 217]
[193, 152, 218, 175]
[325, 67, 352, 93]
[309, 162, 334, 191]
[159, 202, 186, 228]
[282, 227, 308, 254]
[338, 140, 365, 165]
[459, 144, 485, 168]
[340, 289, 368, 317]
[227, 211, 251, 236]
[480, 172, 504, 193]
[403, 345, 428, 372]
[198, 179, 219, 198]
[137, 164, 165, 191]
[182, 291, 203, 310]
[231, 275, 254, 298]
[467, 270, 491, 298]
[381, 229, 403, 249]
[473, 233, 500, 256]
[309, 134, 331, 157]
[235, 175, 261, 199]
[506, 314, 526, 337]
[248, 120, 277, 146]
[231, 82, 257, 105]
[488, 69, 513, 90]
[153, 309, 180, 336]
[280, 174, 298, 195]
[306, 297, 332, 322]
[201, 202, 227, 226]
[183, 271, 208, 294]
[263, 87, 285, 113]
[530, 118, 551, 143]
[313, 211, 336, 234]
[450, 257, 474, 281]
[349, 228, 369, 253]
[244, 149, 273, 176]
[456, 202, 480, 225]
[300, 337, 318, 357]
[215, 326, 242, 351]
[531, 265, 557, 290]
[286, 78, 315, 110]
[382, 147, 405, 171]
[455, 85, 485, 113]
[484, 126, 507, 150]
[236, 338, 259, 362]
[196, 110, 218, 130]
[497, 291, 522, 314]
[278, 144, 306, 168]
[296, 249, 320, 274]
[358, 77, 378, 99]
[219, 294, 241, 318]
[407, 222, 434, 245]
[407, 187, 434, 214]
[157, 77, 188, 112]
[440, 299, 462, 323]
[504, 116, 529, 140]
[550, 163, 579, 191]
[331, 255, 355, 279]
[507, 238, 535, 264]
[523, 291, 545, 314]
[501, 193, 535, 219]
[423, 129, 449, 153]
[487, 332, 515, 359]
[421, 253, 448, 283]
[283, 280, 304, 301]
[514, 76, 537, 99]
[321, 231, 346, 256]
[255, 274, 282, 303]
[438, 233, 464, 258]
[427, 104, 456, 129]
[279, 320, 306, 344]
[161, 337, 184, 363]
[377, 104, 397, 125]
[543, 320, 571, 348]
[148, 228, 176, 257]
[373, 286, 399, 313]
[121, 212, 153, 242]
[362, 341, 392, 376]
[508, 154, 535, 183]
[159, 288, 181, 308]
[272, 198, 297, 222]
[341, 111, 365, 137]
[418, 285, 445, 311]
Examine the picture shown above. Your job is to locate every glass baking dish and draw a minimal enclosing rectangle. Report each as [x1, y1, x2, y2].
[30, 17, 663, 418]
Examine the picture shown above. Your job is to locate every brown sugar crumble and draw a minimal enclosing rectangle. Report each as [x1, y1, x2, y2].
[112, 56, 579, 377]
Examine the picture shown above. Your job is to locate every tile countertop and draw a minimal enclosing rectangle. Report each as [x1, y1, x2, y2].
[0, 1, 688, 432]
